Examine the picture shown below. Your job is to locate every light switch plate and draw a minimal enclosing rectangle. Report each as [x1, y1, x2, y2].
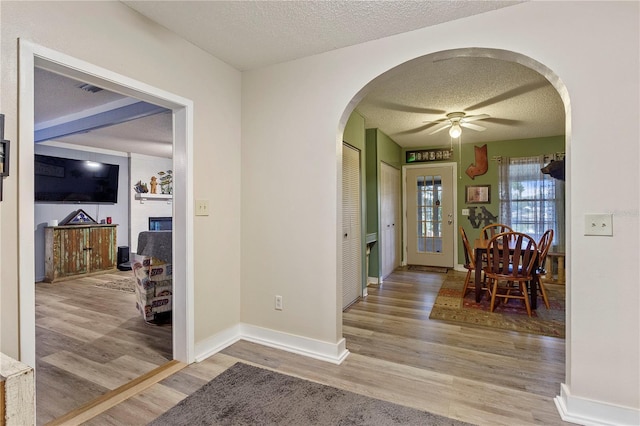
[195, 199, 210, 216]
[462, 209, 470, 216]
[584, 214, 613, 236]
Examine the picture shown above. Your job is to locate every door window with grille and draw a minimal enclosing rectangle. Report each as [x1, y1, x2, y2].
[416, 175, 443, 253]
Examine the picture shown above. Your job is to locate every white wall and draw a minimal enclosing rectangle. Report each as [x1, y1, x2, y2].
[129, 154, 173, 253]
[241, 1, 638, 423]
[1, 1, 241, 358]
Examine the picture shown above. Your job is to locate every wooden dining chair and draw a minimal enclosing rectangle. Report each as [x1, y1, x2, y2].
[459, 226, 490, 298]
[485, 231, 538, 316]
[535, 229, 554, 309]
[481, 223, 513, 241]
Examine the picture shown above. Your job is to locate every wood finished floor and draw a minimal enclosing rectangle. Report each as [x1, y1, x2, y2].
[35, 271, 172, 425]
[83, 269, 567, 426]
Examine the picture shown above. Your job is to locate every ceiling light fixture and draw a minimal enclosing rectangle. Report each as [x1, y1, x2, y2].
[449, 122, 462, 138]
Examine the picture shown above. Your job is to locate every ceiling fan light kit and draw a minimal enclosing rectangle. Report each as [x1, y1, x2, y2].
[449, 122, 462, 138]
[428, 111, 490, 137]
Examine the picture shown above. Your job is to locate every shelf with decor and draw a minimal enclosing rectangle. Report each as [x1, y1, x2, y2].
[135, 193, 172, 204]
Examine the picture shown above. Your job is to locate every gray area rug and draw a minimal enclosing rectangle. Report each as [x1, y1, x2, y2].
[149, 362, 473, 425]
[92, 277, 136, 293]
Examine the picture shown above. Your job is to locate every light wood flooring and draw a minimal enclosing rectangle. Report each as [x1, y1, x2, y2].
[35, 271, 172, 425]
[79, 268, 567, 426]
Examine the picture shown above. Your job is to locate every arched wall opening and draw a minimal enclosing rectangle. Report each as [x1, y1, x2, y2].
[336, 45, 570, 376]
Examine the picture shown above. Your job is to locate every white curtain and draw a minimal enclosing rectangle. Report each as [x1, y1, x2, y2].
[498, 155, 565, 250]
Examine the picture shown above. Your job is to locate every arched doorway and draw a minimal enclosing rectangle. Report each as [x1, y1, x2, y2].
[338, 44, 570, 373]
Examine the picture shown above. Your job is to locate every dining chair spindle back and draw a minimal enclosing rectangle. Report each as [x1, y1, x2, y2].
[459, 226, 490, 298]
[485, 232, 538, 316]
[536, 229, 554, 309]
[481, 223, 513, 241]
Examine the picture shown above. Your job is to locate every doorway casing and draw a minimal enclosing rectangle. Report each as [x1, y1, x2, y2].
[18, 40, 195, 366]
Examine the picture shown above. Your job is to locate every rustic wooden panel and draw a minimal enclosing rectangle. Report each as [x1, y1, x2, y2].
[44, 225, 117, 282]
[89, 227, 117, 272]
[60, 227, 89, 278]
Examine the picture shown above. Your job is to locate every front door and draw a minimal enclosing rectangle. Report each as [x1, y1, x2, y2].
[406, 165, 454, 267]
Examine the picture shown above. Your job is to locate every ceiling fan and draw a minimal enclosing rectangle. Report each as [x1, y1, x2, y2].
[427, 112, 490, 138]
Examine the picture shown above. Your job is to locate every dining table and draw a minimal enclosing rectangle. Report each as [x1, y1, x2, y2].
[473, 238, 539, 309]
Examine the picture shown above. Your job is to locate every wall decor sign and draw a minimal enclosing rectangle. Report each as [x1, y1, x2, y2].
[465, 144, 488, 179]
[465, 184, 491, 204]
[467, 206, 499, 228]
[406, 148, 452, 163]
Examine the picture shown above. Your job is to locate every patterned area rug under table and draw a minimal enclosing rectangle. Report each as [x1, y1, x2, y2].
[429, 271, 565, 338]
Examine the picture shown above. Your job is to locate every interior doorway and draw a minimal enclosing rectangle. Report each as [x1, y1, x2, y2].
[18, 40, 195, 418]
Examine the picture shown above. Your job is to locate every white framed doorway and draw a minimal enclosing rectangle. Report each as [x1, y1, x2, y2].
[402, 162, 457, 268]
[18, 40, 195, 367]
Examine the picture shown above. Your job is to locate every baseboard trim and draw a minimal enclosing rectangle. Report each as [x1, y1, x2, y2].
[241, 324, 349, 365]
[453, 264, 466, 273]
[555, 383, 640, 426]
[194, 323, 350, 366]
[194, 324, 242, 362]
[367, 276, 379, 285]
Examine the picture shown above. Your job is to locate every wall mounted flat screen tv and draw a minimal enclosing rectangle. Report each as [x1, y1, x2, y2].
[34, 154, 119, 203]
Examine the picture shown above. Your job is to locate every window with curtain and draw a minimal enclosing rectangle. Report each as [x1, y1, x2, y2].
[498, 155, 565, 250]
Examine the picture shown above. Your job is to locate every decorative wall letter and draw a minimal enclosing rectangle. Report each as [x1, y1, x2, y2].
[465, 144, 488, 179]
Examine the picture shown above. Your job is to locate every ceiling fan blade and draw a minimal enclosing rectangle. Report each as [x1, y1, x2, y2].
[460, 122, 486, 132]
[466, 81, 548, 111]
[393, 123, 437, 135]
[370, 101, 446, 115]
[428, 121, 452, 135]
[482, 117, 521, 126]
[422, 118, 447, 124]
[461, 114, 490, 123]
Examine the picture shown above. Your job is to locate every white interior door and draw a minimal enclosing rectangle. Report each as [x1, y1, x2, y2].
[380, 162, 400, 279]
[342, 144, 362, 309]
[406, 165, 454, 267]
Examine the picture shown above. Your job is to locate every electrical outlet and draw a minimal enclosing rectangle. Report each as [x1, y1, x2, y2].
[195, 199, 209, 216]
[584, 214, 613, 236]
[275, 295, 283, 310]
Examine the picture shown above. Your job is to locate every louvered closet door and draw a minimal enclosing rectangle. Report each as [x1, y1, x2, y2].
[380, 162, 400, 279]
[342, 143, 362, 310]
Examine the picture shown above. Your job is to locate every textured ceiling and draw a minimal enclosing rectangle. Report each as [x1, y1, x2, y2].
[122, 0, 522, 71]
[35, 1, 564, 156]
[34, 68, 173, 157]
[357, 56, 564, 148]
